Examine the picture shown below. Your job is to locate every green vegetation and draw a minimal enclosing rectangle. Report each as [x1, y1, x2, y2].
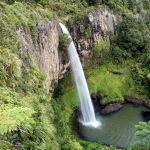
[0, 1, 77, 150]
[0, 87, 58, 149]
[87, 64, 131, 103]
[59, 33, 71, 51]
[110, 15, 150, 101]
[129, 121, 150, 150]
[1, 0, 150, 149]
[93, 40, 110, 65]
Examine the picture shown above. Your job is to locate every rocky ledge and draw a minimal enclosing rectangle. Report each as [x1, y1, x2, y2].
[91, 92, 150, 115]
[91, 92, 124, 115]
[125, 95, 144, 105]
[100, 103, 123, 115]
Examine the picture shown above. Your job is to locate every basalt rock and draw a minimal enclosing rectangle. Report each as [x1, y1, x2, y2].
[91, 92, 103, 103]
[91, 92, 104, 111]
[125, 95, 144, 105]
[17, 20, 70, 92]
[100, 103, 123, 115]
[68, 8, 122, 65]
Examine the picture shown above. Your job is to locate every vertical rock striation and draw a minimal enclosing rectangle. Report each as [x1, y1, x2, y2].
[17, 20, 69, 92]
[37, 20, 60, 91]
[68, 8, 122, 64]
[16, 9, 122, 91]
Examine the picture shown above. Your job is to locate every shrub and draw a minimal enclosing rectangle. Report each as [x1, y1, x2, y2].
[112, 46, 123, 62]
[129, 121, 150, 150]
[0, 47, 21, 87]
[85, 0, 102, 6]
[59, 33, 71, 51]
[93, 39, 110, 65]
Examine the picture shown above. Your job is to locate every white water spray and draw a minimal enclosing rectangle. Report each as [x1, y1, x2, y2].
[59, 23, 100, 128]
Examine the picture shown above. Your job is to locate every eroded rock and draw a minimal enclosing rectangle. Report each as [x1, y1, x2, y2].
[125, 96, 144, 105]
[68, 8, 122, 65]
[100, 103, 123, 115]
[17, 20, 70, 92]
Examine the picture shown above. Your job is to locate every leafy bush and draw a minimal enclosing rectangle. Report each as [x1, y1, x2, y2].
[129, 121, 150, 150]
[0, 47, 21, 87]
[62, 141, 83, 150]
[116, 16, 150, 55]
[59, 33, 71, 51]
[0, 104, 35, 135]
[85, 0, 102, 6]
[0, 87, 19, 104]
[111, 46, 123, 62]
[93, 40, 110, 65]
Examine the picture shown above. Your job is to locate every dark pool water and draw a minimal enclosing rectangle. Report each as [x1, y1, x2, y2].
[79, 103, 149, 148]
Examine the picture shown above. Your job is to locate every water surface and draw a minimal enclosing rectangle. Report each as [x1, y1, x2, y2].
[79, 103, 149, 148]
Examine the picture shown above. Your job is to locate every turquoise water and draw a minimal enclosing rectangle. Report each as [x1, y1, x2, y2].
[79, 103, 149, 148]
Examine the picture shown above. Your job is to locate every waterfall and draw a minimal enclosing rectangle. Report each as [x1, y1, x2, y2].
[59, 23, 100, 128]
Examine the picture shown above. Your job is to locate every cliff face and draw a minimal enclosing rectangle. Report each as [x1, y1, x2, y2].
[17, 20, 69, 92]
[68, 8, 122, 64]
[37, 20, 69, 91]
[16, 9, 122, 91]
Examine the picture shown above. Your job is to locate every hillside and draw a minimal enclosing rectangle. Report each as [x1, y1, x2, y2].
[0, 0, 150, 150]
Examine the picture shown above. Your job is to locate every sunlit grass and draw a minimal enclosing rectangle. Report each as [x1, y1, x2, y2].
[86, 64, 132, 103]
[61, 89, 78, 122]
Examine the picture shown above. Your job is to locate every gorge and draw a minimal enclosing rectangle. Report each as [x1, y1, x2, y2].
[1, 1, 150, 150]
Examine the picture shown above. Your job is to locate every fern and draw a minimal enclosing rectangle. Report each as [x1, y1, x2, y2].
[0, 104, 35, 135]
[0, 87, 19, 104]
[0, 140, 11, 150]
[0, 47, 21, 87]
[129, 121, 150, 149]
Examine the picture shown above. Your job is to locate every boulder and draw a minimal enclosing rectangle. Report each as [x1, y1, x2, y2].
[91, 93, 97, 100]
[100, 103, 123, 115]
[125, 96, 144, 105]
[91, 92, 104, 112]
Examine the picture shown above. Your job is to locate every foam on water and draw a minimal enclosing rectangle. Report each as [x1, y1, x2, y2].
[59, 23, 101, 128]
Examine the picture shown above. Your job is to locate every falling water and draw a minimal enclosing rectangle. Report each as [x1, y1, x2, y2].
[59, 23, 100, 128]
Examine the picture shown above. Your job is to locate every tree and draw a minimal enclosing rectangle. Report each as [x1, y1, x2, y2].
[129, 121, 150, 150]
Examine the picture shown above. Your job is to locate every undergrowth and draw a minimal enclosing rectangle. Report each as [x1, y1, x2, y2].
[1, 0, 150, 149]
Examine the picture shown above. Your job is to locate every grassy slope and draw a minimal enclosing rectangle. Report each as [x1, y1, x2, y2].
[1, 0, 150, 150]
[0, 2, 58, 150]
[87, 63, 132, 103]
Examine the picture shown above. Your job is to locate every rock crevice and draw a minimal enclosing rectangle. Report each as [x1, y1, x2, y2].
[17, 20, 69, 92]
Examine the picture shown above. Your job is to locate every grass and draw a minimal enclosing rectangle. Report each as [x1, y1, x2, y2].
[60, 62, 132, 122]
[86, 63, 132, 103]
[61, 60, 150, 109]
[61, 89, 78, 123]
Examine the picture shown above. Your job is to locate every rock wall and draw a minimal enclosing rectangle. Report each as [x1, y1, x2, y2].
[16, 8, 122, 91]
[68, 8, 122, 64]
[17, 20, 69, 92]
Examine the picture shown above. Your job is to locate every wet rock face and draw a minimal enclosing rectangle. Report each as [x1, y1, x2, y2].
[91, 92, 104, 112]
[68, 8, 122, 65]
[125, 96, 144, 105]
[88, 9, 119, 41]
[100, 103, 123, 115]
[17, 20, 70, 92]
[16, 27, 37, 69]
